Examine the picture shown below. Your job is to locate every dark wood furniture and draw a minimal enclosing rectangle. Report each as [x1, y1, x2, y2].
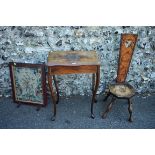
[9, 62, 47, 110]
[47, 51, 100, 121]
[102, 34, 138, 122]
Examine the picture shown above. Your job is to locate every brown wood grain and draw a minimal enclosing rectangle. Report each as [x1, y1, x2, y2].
[47, 51, 100, 120]
[9, 62, 47, 107]
[48, 65, 98, 75]
[47, 51, 100, 66]
[116, 34, 138, 83]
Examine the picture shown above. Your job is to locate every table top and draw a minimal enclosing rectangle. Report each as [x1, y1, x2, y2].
[47, 51, 100, 66]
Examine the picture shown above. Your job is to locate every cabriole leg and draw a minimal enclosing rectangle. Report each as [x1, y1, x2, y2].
[53, 75, 60, 104]
[48, 75, 57, 121]
[91, 67, 100, 119]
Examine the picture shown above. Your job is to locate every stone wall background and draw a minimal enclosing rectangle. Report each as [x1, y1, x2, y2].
[0, 26, 155, 97]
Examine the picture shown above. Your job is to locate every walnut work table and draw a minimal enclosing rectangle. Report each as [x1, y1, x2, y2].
[47, 51, 100, 121]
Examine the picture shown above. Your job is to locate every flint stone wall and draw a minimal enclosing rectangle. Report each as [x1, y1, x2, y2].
[0, 26, 155, 97]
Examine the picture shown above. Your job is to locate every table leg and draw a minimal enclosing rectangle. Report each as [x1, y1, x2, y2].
[48, 75, 57, 121]
[53, 75, 59, 104]
[92, 73, 97, 103]
[92, 73, 95, 92]
[91, 66, 100, 119]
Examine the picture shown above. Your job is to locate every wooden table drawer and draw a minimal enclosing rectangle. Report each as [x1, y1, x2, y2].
[48, 65, 98, 75]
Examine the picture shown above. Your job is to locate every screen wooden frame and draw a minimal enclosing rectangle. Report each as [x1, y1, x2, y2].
[9, 62, 47, 106]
